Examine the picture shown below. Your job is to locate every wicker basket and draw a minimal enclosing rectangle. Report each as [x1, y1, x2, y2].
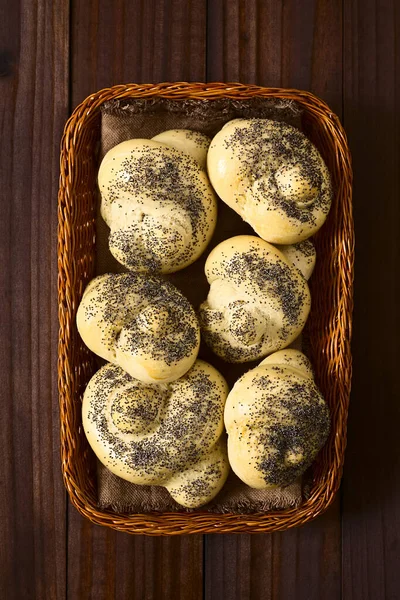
[58, 83, 353, 535]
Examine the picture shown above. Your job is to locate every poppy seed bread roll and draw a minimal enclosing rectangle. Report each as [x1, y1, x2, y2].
[152, 129, 211, 169]
[207, 118, 332, 244]
[224, 349, 330, 488]
[77, 273, 200, 384]
[98, 138, 217, 273]
[276, 239, 316, 280]
[82, 360, 229, 508]
[199, 236, 311, 363]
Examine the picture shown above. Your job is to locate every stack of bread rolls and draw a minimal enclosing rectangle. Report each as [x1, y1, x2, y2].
[77, 119, 332, 508]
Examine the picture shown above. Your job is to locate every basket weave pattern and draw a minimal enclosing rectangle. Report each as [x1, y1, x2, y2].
[58, 83, 353, 535]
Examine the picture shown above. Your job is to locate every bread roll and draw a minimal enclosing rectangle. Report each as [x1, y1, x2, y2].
[276, 239, 316, 280]
[199, 236, 311, 362]
[77, 273, 200, 384]
[152, 129, 210, 169]
[98, 138, 217, 273]
[82, 360, 229, 508]
[207, 118, 332, 244]
[224, 349, 330, 488]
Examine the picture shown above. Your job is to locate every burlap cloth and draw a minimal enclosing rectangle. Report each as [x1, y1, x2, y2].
[95, 96, 307, 514]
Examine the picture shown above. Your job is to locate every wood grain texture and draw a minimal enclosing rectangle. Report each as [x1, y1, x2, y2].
[342, 1, 400, 598]
[206, 0, 343, 114]
[71, 0, 207, 108]
[67, 2, 206, 598]
[0, 0, 69, 599]
[205, 3, 343, 598]
[67, 509, 203, 600]
[205, 501, 341, 600]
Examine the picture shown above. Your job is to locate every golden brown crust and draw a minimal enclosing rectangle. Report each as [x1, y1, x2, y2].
[199, 236, 311, 363]
[276, 239, 316, 280]
[77, 272, 200, 383]
[83, 360, 229, 508]
[207, 118, 332, 244]
[225, 350, 330, 488]
[98, 138, 217, 274]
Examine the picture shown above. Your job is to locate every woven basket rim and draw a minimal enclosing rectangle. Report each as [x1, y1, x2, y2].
[58, 82, 354, 535]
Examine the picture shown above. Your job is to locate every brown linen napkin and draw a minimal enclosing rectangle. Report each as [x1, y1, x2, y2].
[100, 97, 302, 158]
[97, 463, 303, 514]
[96, 96, 306, 514]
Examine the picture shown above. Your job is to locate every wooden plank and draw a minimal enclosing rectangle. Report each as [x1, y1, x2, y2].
[67, 1, 207, 598]
[342, 1, 400, 598]
[205, 501, 341, 600]
[270, 501, 341, 600]
[205, 1, 343, 598]
[0, 0, 69, 599]
[71, 0, 207, 108]
[67, 511, 203, 600]
[207, 0, 343, 115]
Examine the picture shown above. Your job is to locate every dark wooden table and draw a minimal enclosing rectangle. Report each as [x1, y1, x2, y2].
[1, 1, 399, 598]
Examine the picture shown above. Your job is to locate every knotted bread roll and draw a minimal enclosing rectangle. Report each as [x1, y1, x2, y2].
[199, 236, 311, 362]
[77, 273, 200, 384]
[224, 349, 330, 488]
[152, 129, 210, 169]
[207, 118, 332, 244]
[276, 239, 316, 280]
[83, 360, 229, 508]
[98, 135, 217, 273]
